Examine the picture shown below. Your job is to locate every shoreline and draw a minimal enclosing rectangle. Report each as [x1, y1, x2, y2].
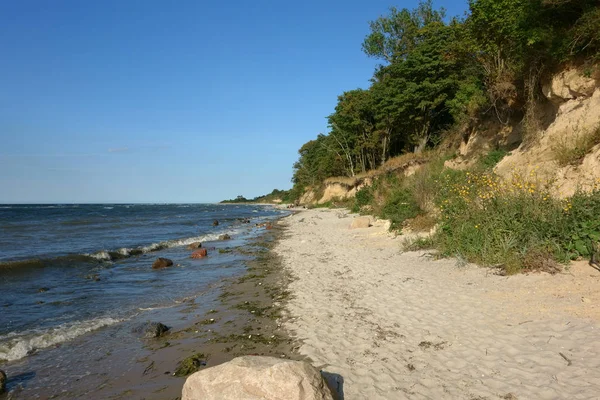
[276, 208, 600, 399]
[2, 216, 301, 399]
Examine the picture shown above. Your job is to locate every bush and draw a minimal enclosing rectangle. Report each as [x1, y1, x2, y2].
[434, 169, 600, 274]
[478, 149, 509, 170]
[351, 186, 374, 213]
[380, 189, 420, 230]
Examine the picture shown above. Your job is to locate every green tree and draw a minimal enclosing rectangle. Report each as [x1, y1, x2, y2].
[362, 0, 446, 63]
[328, 89, 380, 173]
[370, 18, 463, 152]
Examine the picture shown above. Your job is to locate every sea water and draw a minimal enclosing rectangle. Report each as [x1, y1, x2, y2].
[0, 204, 287, 381]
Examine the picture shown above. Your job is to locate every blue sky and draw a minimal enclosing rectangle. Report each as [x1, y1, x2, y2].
[0, 0, 468, 203]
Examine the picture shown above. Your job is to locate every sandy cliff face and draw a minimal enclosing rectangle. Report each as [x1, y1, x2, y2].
[495, 67, 600, 197]
[318, 180, 370, 204]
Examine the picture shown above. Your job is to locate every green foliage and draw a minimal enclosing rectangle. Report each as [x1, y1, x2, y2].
[362, 0, 446, 63]
[478, 149, 509, 170]
[380, 189, 421, 230]
[561, 190, 600, 258]
[352, 186, 374, 213]
[292, 134, 346, 191]
[433, 170, 600, 274]
[221, 188, 296, 204]
[284, 0, 600, 276]
[289, 0, 600, 199]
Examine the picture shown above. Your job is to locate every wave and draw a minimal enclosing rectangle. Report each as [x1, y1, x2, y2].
[0, 231, 236, 271]
[0, 317, 121, 362]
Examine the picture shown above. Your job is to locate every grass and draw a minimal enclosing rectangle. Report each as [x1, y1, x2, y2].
[478, 148, 509, 170]
[432, 168, 600, 274]
[345, 148, 600, 274]
[304, 145, 600, 275]
[552, 124, 600, 167]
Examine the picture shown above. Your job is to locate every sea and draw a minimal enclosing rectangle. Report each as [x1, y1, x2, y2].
[0, 203, 289, 397]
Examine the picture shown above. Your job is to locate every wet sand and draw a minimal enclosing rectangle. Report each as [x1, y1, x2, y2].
[277, 208, 600, 399]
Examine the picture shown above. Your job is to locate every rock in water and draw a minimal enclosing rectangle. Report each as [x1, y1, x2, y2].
[212, 220, 219, 226]
[182, 356, 334, 400]
[133, 322, 170, 338]
[152, 257, 173, 269]
[187, 242, 202, 250]
[0, 369, 6, 394]
[350, 216, 371, 229]
[191, 249, 208, 259]
[218, 234, 231, 240]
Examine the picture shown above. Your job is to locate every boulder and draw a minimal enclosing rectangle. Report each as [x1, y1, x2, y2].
[265, 223, 273, 230]
[187, 242, 202, 250]
[0, 369, 6, 394]
[152, 257, 173, 269]
[350, 216, 371, 229]
[213, 220, 219, 226]
[218, 234, 231, 241]
[542, 68, 597, 103]
[133, 322, 170, 338]
[38, 287, 50, 293]
[182, 356, 334, 400]
[191, 249, 208, 259]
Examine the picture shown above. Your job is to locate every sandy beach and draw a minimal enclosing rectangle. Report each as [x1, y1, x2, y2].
[276, 208, 600, 399]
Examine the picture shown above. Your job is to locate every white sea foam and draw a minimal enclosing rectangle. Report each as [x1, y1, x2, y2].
[84, 229, 244, 262]
[0, 317, 121, 362]
[88, 251, 112, 261]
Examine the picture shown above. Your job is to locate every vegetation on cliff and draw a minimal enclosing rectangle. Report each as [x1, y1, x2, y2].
[291, 0, 600, 195]
[288, 0, 600, 273]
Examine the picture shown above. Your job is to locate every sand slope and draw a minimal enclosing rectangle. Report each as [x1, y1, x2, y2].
[276, 209, 600, 399]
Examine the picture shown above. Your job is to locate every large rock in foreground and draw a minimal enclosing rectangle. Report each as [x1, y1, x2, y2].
[182, 356, 334, 400]
[350, 216, 371, 229]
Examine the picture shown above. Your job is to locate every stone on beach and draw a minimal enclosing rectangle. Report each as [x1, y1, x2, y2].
[191, 249, 208, 258]
[350, 216, 371, 229]
[187, 242, 202, 250]
[133, 322, 170, 338]
[181, 356, 334, 400]
[152, 257, 173, 269]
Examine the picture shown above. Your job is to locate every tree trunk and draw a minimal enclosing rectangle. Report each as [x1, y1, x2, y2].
[413, 135, 429, 153]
